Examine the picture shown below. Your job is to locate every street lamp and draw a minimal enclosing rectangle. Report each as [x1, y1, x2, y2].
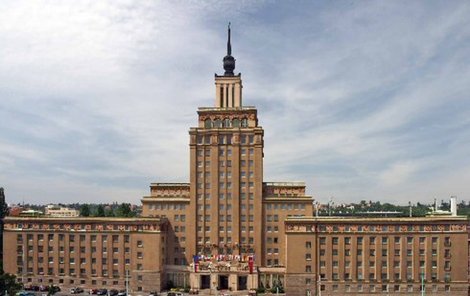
[421, 267, 425, 296]
[317, 274, 321, 296]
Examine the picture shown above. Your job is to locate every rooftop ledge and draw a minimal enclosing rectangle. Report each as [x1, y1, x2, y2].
[198, 106, 257, 111]
[150, 183, 190, 186]
[285, 216, 469, 222]
[264, 182, 306, 187]
[4, 216, 163, 222]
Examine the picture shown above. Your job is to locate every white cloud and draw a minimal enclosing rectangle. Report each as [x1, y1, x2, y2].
[379, 162, 418, 186]
[0, 1, 469, 205]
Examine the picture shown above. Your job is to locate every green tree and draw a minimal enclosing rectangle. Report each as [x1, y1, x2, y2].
[80, 204, 91, 217]
[1, 187, 9, 266]
[104, 208, 115, 217]
[0, 188, 8, 219]
[115, 203, 135, 217]
[96, 205, 106, 217]
[0, 263, 23, 295]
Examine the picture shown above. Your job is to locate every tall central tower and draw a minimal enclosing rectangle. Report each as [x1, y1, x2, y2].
[188, 24, 265, 266]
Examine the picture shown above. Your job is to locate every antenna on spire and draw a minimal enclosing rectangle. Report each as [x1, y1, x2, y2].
[223, 22, 235, 76]
[227, 22, 232, 56]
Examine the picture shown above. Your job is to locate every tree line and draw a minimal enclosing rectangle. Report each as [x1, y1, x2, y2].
[79, 203, 139, 217]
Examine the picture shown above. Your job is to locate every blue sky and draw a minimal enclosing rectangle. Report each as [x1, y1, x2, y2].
[1, 1, 469, 205]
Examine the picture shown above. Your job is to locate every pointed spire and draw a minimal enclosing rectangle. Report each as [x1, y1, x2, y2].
[223, 22, 235, 76]
[227, 22, 232, 56]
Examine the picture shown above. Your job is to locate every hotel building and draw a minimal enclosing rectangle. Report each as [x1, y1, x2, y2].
[2, 26, 469, 295]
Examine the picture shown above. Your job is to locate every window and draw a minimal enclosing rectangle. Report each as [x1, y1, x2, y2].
[444, 237, 451, 247]
[443, 249, 451, 258]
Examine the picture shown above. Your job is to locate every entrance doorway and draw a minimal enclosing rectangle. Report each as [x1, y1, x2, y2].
[218, 275, 229, 290]
[200, 275, 210, 289]
[238, 276, 247, 290]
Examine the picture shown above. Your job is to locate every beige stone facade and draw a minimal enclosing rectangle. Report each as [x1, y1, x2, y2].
[3, 217, 165, 292]
[284, 216, 469, 296]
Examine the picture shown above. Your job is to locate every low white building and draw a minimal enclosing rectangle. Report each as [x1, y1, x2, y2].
[44, 204, 79, 217]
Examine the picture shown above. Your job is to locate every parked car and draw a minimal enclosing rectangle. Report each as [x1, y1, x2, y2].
[167, 293, 184, 296]
[97, 289, 108, 295]
[109, 289, 119, 296]
[70, 287, 84, 294]
[117, 290, 127, 296]
[89, 289, 99, 295]
[39, 285, 48, 292]
[148, 291, 158, 296]
[23, 286, 32, 291]
[16, 292, 35, 296]
[24, 285, 39, 291]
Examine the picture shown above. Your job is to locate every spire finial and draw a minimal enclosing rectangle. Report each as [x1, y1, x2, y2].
[223, 22, 236, 76]
[227, 22, 232, 56]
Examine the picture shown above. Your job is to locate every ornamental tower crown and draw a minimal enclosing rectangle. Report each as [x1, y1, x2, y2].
[214, 23, 242, 108]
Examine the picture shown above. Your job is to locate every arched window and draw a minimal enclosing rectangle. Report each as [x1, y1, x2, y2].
[232, 118, 240, 128]
[214, 119, 222, 128]
[204, 119, 212, 129]
[224, 118, 231, 128]
[241, 118, 248, 128]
